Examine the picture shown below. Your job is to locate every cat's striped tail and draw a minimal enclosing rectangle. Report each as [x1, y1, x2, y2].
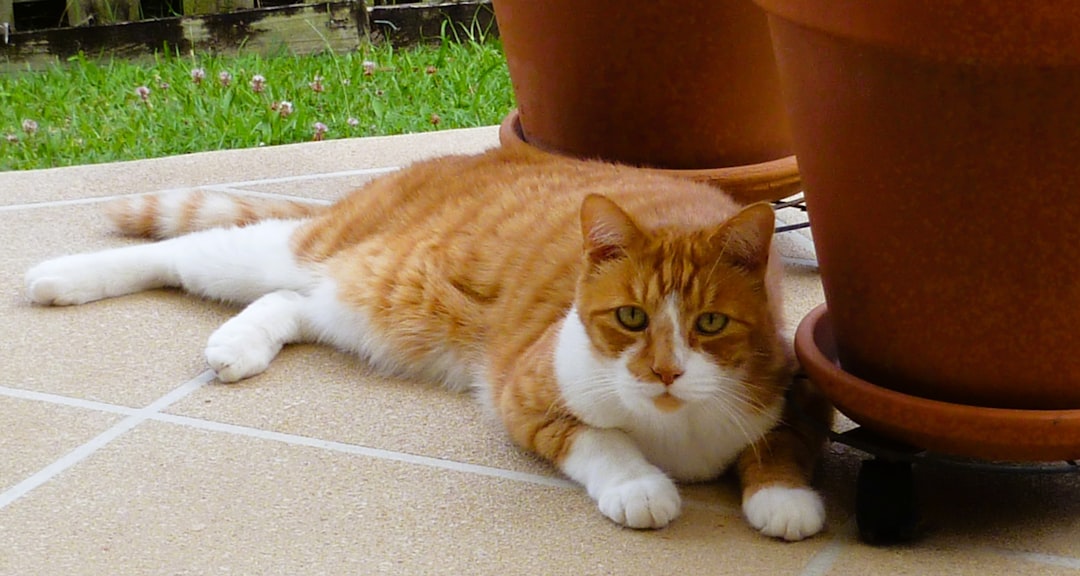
[105, 190, 326, 239]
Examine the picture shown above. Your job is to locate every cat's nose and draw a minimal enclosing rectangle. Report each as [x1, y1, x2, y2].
[652, 366, 684, 386]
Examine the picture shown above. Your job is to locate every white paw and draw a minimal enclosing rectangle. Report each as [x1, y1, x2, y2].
[597, 474, 682, 529]
[205, 324, 278, 383]
[743, 486, 826, 541]
[25, 259, 98, 305]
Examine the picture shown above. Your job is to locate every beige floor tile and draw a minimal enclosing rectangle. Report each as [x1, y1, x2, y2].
[913, 465, 1080, 559]
[0, 396, 121, 490]
[780, 259, 826, 338]
[809, 446, 1080, 569]
[164, 346, 792, 519]
[166, 343, 555, 476]
[0, 127, 499, 206]
[774, 204, 816, 261]
[825, 543, 1080, 576]
[231, 170, 391, 202]
[4, 206, 233, 406]
[0, 421, 829, 576]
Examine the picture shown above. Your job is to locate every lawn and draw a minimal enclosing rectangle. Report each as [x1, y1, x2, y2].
[0, 34, 514, 171]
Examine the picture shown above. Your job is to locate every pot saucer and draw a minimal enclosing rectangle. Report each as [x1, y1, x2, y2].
[498, 110, 804, 204]
[795, 304, 1080, 462]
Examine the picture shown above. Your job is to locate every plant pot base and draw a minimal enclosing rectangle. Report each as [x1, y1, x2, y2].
[796, 304, 1080, 462]
[498, 110, 803, 204]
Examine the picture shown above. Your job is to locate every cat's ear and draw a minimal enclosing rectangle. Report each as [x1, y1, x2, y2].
[711, 202, 775, 274]
[580, 194, 644, 266]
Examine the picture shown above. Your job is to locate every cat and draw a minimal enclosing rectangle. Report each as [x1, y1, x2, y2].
[24, 146, 832, 541]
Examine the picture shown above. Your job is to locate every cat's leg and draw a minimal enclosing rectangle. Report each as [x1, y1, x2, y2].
[26, 243, 181, 306]
[560, 427, 682, 529]
[493, 339, 681, 529]
[737, 378, 832, 541]
[26, 219, 310, 306]
[204, 289, 311, 382]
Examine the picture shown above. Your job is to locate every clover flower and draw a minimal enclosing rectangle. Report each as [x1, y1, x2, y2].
[309, 75, 324, 93]
[21, 119, 38, 135]
[218, 71, 232, 86]
[347, 117, 360, 127]
[135, 86, 151, 101]
[313, 121, 328, 141]
[250, 74, 266, 93]
[191, 68, 206, 84]
[277, 101, 293, 118]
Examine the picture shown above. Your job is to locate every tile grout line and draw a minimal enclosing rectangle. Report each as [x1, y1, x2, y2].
[0, 384, 737, 514]
[0, 165, 400, 213]
[207, 186, 334, 205]
[151, 412, 578, 491]
[0, 371, 214, 510]
[796, 517, 856, 576]
[0, 383, 578, 492]
[0, 385, 139, 417]
[211, 166, 400, 187]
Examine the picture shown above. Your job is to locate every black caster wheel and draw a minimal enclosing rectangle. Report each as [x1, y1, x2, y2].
[855, 458, 919, 544]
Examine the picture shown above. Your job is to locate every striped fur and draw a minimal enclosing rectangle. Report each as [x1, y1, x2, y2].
[26, 147, 830, 540]
[106, 190, 325, 239]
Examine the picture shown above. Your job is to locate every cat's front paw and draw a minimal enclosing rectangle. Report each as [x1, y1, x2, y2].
[743, 486, 825, 541]
[205, 324, 278, 383]
[597, 473, 681, 529]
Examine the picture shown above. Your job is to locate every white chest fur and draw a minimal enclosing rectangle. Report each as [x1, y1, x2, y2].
[554, 307, 783, 482]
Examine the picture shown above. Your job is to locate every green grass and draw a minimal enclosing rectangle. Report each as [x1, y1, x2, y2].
[0, 35, 514, 171]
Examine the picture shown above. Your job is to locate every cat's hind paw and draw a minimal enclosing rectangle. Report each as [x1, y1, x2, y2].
[743, 486, 826, 542]
[597, 474, 682, 529]
[26, 274, 78, 306]
[25, 258, 100, 306]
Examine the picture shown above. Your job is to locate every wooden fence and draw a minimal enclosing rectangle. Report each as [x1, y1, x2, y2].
[1, 0, 495, 71]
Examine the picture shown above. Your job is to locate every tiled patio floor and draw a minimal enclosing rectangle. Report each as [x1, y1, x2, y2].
[2, 127, 1079, 574]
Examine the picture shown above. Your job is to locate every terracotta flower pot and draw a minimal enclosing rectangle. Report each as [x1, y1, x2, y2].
[491, 0, 795, 172]
[755, 0, 1080, 416]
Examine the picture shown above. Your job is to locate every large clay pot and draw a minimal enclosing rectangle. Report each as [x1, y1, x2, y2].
[756, 0, 1080, 411]
[491, 0, 794, 171]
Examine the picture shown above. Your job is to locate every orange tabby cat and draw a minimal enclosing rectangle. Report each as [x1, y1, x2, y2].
[25, 147, 831, 540]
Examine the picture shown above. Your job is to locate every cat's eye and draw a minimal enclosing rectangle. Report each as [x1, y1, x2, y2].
[695, 312, 729, 335]
[615, 306, 649, 331]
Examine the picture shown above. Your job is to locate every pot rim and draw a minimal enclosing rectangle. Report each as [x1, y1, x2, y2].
[498, 110, 803, 204]
[754, 0, 1080, 65]
[795, 304, 1080, 462]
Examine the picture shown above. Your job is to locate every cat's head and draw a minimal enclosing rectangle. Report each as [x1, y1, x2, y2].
[572, 194, 789, 417]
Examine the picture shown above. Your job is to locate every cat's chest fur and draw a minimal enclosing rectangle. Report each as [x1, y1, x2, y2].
[553, 308, 784, 482]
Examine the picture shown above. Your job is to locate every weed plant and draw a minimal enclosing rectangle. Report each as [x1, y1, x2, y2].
[0, 35, 513, 171]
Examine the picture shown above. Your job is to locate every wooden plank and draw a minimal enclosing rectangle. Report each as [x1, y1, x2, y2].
[369, 0, 495, 45]
[183, 0, 254, 17]
[0, 1, 366, 71]
[67, 0, 141, 26]
[183, 0, 363, 53]
[1, 0, 12, 33]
